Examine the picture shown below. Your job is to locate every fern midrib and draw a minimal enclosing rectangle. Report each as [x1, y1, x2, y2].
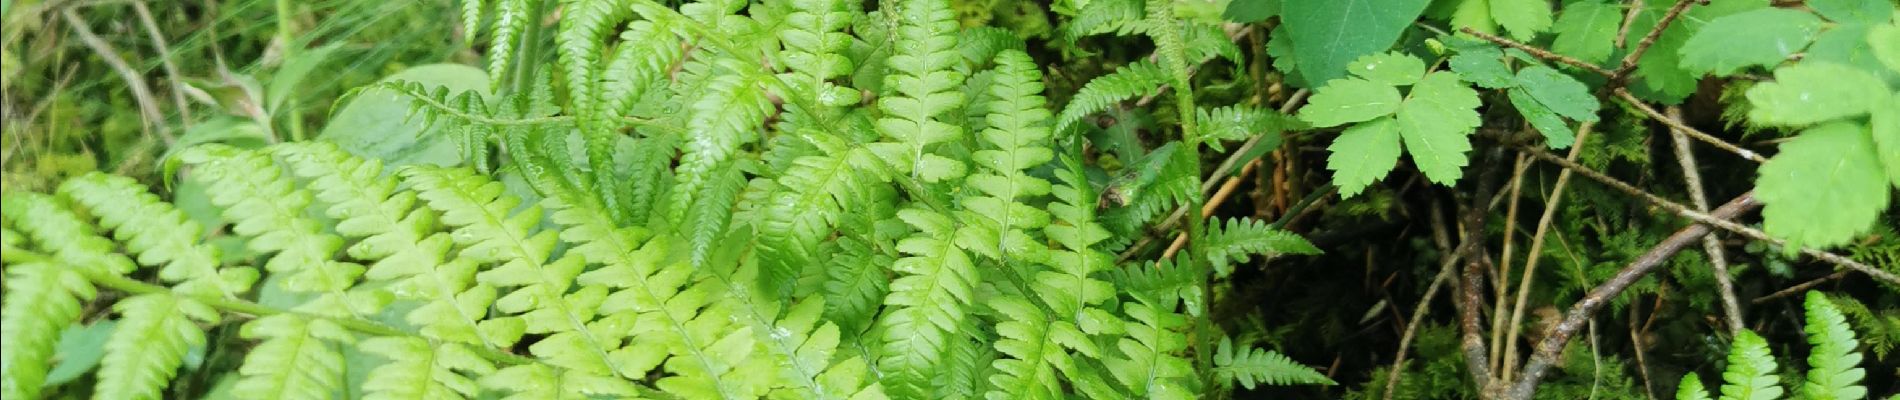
[706, 250, 838, 400]
[443, 182, 628, 381]
[579, 224, 744, 400]
[225, 168, 368, 320]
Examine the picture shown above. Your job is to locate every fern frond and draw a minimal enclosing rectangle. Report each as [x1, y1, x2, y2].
[279, 142, 524, 349]
[780, 0, 858, 108]
[57, 173, 255, 298]
[179, 144, 373, 316]
[360, 337, 497, 400]
[486, 0, 532, 89]
[0, 257, 95, 400]
[558, 0, 634, 118]
[1720, 331, 1784, 400]
[867, 0, 966, 183]
[1194, 105, 1299, 152]
[232, 315, 354, 400]
[820, 207, 897, 335]
[958, 50, 1054, 262]
[96, 293, 217, 400]
[1803, 291, 1867, 400]
[758, 134, 892, 298]
[1212, 336, 1332, 389]
[879, 208, 981, 398]
[601, 20, 685, 118]
[1053, 60, 1167, 133]
[2, 191, 138, 277]
[1678, 372, 1713, 400]
[1105, 301, 1198, 399]
[987, 296, 1084, 400]
[673, 69, 771, 261]
[1101, 143, 1198, 245]
[1199, 217, 1321, 277]
[402, 165, 645, 396]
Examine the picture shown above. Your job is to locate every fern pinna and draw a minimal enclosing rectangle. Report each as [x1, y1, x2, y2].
[2, 0, 1333, 398]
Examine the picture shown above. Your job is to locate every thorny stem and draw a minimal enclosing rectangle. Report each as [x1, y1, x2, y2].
[1457, 147, 1507, 395]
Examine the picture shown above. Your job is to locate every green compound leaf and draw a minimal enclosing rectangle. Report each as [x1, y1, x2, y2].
[1873, 97, 1900, 188]
[1326, 117, 1403, 198]
[1298, 78, 1402, 127]
[1757, 121, 1891, 250]
[1744, 62, 1891, 127]
[1508, 88, 1574, 149]
[1872, 23, 1900, 73]
[1449, 44, 1514, 89]
[1489, 0, 1553, 41]
[1347, 52, 1426, 86]
[1808, 0, 1892, 25]
[1396, 72, 1482, 186]
[1512, 66, 1600, 122]
[1680, 8, 1824, 76]
[1222, 0, 1279, 23]
[1551, 0, 1621, 64]
[1282, 0, 1431, 84]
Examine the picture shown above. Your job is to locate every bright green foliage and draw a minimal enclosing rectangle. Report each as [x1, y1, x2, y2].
[1, 193, 110, 400]
[1053, 61, 1169, 133]
[1487, 0, 1551, 41]
[58, 173, 256, 298]
[1199, 217, 1321, 277]
[1214, 336, 1333, 389]
[1756, 122, 1890, 251]
[1346, 51, 1425, 86]
[879, 208, 981, 398]
[1874, 98, 1900, 188]
[1678, 372, 1713, 400]
[1679, 8, 1824, 76]
[870, 0, 967, 183]
[1307, 52, 1483, 196]
[1720, 331, 1784, 400]
[181, 144, 373, 316]
[233, 315, 355, 400]
[1327, 117, 1403, 198]
[359, 337, 495, 399]
[1550, 0, 1620, 64]
[1448, 44, 1514, 89]
[1280, 0, 1430, 84]
[1194, 105, 1297, 152]
[1512, 66, 1599, 123]
[958, 50, 1054, 263]
[1105, 300, 1197, 399]
[95, 293, 216, 400]
[1809, 0, 1893, 25]
[1744, 62, 1891, 127]
[1299, 78, 1402, 127]
[1394, 71, 1482, 186]
[1803, 292, 1868, 400]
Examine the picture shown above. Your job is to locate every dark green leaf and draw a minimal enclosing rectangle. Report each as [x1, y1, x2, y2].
[1282, 0, 1431, 85]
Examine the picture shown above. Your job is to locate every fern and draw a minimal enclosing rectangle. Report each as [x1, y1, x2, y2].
[1678, 372, 1713, 400]
[1, 193, 111, 400]
[1803, 291, 1868, 400]
[878, 208, 981, 398]
[1213, 336, 1334, 389]
[867, 0, 967, 183]
[1719, 331, 1783, 400]
[1053, 60, 1169, 134]
[1199, 217, 1322, 277]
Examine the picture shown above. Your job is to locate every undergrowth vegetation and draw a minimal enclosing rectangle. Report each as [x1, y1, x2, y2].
[2, 0, 1897, 399]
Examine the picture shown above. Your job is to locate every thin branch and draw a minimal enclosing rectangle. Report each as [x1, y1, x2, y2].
[1522, 147, 1900, 285]
[1666, 106, 1743, 334]
[1501, 121, 1595, 382]
[1615, 89, 1765, 162]
[62, 7, 175, 145]
[1502, 192, 1762, 400]
[1613, 0, 1702, 82]
[1384, 202, 1463, 400]
[1457, 147, 1508, 394]
[1488, 153, 1531, 373]
[1752, 270, 1851, 304]
[131, 0, 193, 127]
[1616, 0, 1647, 48]
[1459, 27, 1615, 77]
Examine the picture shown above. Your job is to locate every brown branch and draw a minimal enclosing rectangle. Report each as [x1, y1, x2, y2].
[1613, 0, 1703, 82]
[1385, 202, 1463, 400]
[1616, 0, 1647, 48]
[1522, 147, 1900, 285]
[131, 0, 193, 127]
[1752, 270, 1851, 304]
[1666, 106, 1744, 334]
[63, 7, 175, 145]
[1500, 122, 1595, 382]
[1488, 153, 1532, 373]
[1614, 89, 1765, 162]
[1459, 27, 1615, 78]
[1457, 147, 1507, 394]
[1501, 192, 1763, 400]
